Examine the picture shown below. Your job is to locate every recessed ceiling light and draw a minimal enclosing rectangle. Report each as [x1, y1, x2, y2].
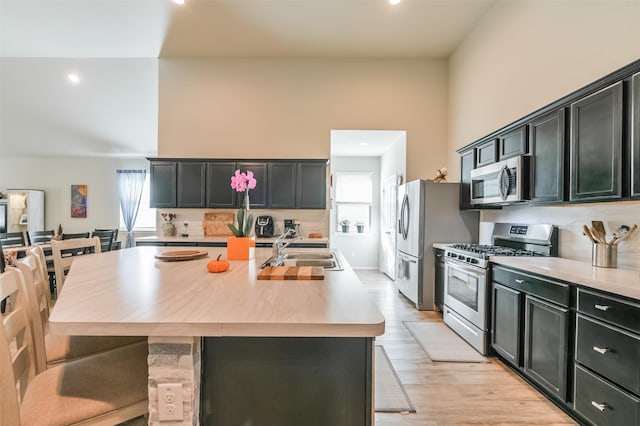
[359, 142, 369, 146]
[67, 73, 80, 84]
[389, 0, 401, 5]
[173, 0, 184, 4]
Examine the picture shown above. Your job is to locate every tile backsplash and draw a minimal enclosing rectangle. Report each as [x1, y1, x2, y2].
[157, 209, 330, 239]
[481, 201, 640, 270]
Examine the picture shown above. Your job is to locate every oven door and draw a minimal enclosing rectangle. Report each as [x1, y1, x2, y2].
[444, 258, 487, 331]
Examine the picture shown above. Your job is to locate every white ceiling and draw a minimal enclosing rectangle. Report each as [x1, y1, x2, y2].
[0, 0, 495, 158]
[331, 130, 405, 157]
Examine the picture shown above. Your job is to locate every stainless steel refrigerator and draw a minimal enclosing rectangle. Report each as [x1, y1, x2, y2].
[396, 181, 479, 310]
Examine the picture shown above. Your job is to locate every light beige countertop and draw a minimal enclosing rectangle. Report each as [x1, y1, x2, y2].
[490, 257, 640, 301]
[49, 247, 384, 338]
[136, 235, 329, 244]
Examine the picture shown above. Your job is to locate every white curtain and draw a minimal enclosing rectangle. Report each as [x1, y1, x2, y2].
[116, 170, 147, 248]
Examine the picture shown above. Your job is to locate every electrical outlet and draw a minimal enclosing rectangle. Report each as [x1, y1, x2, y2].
[158, 383, 183, 421]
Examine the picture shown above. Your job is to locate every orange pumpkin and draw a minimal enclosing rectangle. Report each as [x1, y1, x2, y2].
[207, 254, 230, 273]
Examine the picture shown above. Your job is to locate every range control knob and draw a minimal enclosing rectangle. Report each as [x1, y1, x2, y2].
[470, 258, 479, 264]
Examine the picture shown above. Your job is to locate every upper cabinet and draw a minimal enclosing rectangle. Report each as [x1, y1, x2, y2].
[458, 59, 640, 208]
[632, 72, 640, 198]
[177, 162, 207, 208]
[150, 158, 328, 210]
[529, 110, 565, 203]
[498, 125, 528, 161]
[150, 162, 177, 208]
[570, 82, 623, 202]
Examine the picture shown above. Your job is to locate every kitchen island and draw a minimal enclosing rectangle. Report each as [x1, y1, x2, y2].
[49, 246, 384, 425]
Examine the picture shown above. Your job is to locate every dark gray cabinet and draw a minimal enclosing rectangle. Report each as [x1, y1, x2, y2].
[459, 148, 475, 210]
[529, 109, 565, 203]
[523, 295, 569, 401]
[177, 162, 206, 208]
[150, 161, 177, 208]
[570, 82, 623, 201]
[297, 162, 327, 209]
[268, 162, 297, 208]
[632, 72, 640, 198]
[236, 162, 268, 208]
[434, 249, 445, 312]
[491, 283, 522, 367]
[498, 125, 528, 160]
[206, 161, 237, 208]
[476, 139, 498, 167]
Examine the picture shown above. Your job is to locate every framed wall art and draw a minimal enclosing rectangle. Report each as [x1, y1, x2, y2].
[71, 184, 87, 218]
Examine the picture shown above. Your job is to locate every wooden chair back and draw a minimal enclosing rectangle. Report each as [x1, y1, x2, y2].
[91, 229, 116, 252]
[0, 231, 26, 248]
[26, 230, 54, 246]
[51, 237, 101, 292]
[15, 255, 49, 373]
[0, 268, 36, 425]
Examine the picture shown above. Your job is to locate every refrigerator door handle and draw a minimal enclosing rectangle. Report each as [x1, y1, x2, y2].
[400, 194, 410, 240]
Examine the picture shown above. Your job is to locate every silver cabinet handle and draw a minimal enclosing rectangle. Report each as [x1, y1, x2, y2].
[594, 304, 610, 311]
[515, 279, 525, 284]
[591, 401, 607, 412]
[593, 346, 609, 355]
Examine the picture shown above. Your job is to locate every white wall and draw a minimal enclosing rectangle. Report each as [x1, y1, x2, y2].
[0, 157, 148, 235]
[448, 1, 640, 178]
[158, 58, 447, 182]
[330, 156, 381, 268]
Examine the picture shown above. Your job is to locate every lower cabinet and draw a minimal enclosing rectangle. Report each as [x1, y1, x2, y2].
[490, 265, 570, 404]
[434, 249, 445, 312]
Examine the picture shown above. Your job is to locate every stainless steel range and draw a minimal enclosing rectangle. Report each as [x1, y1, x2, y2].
[443, 223, 558, 355]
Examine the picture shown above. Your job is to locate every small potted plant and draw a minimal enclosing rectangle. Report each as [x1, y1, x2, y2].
[340, 218, 350, 233]
[356, 221, 365, 233]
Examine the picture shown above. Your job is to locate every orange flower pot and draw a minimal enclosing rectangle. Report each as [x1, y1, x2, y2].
[227, 236, 256, 260]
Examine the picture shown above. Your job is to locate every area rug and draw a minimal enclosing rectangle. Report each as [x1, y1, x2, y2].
[375, 345, 416, 413]
[404, 321, 488, 363]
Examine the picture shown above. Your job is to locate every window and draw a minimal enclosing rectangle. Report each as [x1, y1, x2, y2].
[335, 173, 372, 233]
[119, 175, 155, 230]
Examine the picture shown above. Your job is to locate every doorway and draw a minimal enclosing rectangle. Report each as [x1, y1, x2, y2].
[329, 130, 406, 272]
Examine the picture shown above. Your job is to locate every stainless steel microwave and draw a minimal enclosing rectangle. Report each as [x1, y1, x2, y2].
[470, 156, 530, 205]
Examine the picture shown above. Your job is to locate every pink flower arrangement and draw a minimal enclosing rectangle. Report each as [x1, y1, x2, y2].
[231, 170, 257, 193]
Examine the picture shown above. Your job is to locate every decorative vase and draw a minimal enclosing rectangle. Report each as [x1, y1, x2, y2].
[244, 191, 250, 211]
[162, 222, 176, 237]
[227, 236, 256, 260]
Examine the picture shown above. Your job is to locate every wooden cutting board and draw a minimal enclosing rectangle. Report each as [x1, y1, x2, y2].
[154, 250, 209, 261]
[203, 212, 235, 237]
[257, 266, 325, 280]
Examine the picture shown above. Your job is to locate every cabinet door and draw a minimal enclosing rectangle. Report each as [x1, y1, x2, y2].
[150, 162, 177, 208]
[570, 82, 623, 201]
[632, 72, 640, 198]
[491, 283, 522, 366]
[297, 162, 327, 209]
[268, 162, 297, 209]
[498, 126, 528, 160]
[476, 139, 498, 167]
[523, 295, 569, 401]
[459, 149, 475, 210]
[177, 162, 206, 208]
[206, 162, 237, 208]
[529, 109, 565, 203]
[237, 162, 268, 208]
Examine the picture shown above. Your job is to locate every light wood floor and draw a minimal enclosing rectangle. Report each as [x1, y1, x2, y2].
[355, 269, 577, 426]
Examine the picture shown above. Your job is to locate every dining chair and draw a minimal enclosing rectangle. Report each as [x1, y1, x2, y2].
[0, 231, 26, 248]
[26, 229, 57, 295]
[0, 267, 148, 426]
[61, 231, 90, 240]
[26, 230, 55, 246]
[16, 252, 145, 373]
[50, 237, 101, 292]
[91, 229, 116, 252]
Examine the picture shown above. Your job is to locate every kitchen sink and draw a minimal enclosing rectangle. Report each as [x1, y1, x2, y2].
[272, 251, 343, 270]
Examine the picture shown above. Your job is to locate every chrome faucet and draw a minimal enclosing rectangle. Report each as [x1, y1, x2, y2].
[272, 228, 302, 262]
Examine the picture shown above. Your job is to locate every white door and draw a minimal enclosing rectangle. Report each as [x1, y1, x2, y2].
[381, 175, 397, 279]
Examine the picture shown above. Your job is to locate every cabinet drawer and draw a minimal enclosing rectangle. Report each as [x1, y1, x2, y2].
[578, 288, 640, 333]
[576, 314, 640, 395]
[491, 266, 570, 307]
[574, 364, 640, 426]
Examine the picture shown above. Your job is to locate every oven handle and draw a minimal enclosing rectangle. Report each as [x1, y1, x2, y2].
[445, 257, 486, 275]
